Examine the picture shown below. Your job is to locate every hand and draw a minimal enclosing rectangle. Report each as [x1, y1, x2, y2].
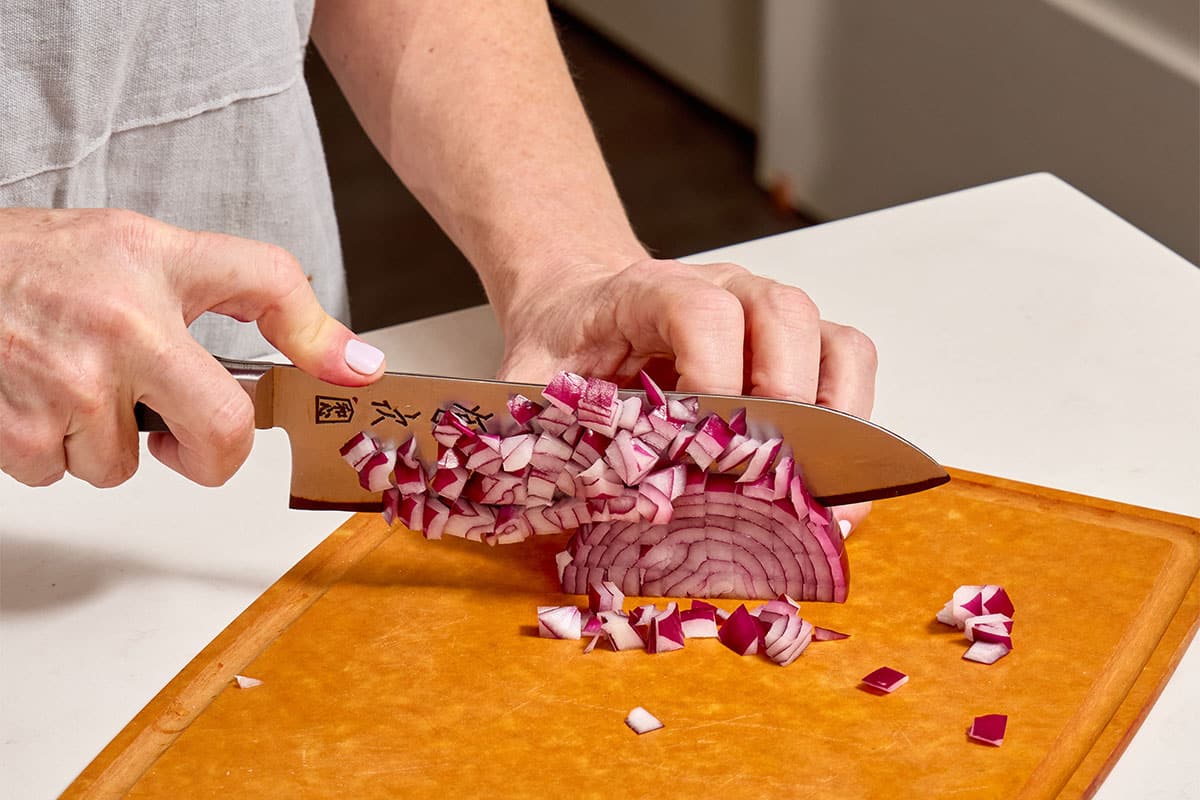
[495, 258, 878, 534]
[0, 208, 385, 488]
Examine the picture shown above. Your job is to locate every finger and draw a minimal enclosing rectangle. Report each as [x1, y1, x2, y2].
[167, 230, 385, 386]
[616, 267, 746, 395]
[833, 501, 872, 537]
[63, 398, 140, 489]
[139, 339, 256, 486]
[0, 413, 66, 487]
[814, 321, 878, 418]
[719, 271, 822, 403]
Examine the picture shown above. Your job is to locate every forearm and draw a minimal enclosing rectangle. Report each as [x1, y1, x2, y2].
[311, 0, 647, 321]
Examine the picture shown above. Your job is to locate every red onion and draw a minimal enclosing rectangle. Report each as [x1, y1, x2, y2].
[812, 626, 851, 642]
[599, 611, 644, 651]
[717, 605, 760, 656]
[234, 675, 263, 689]
[963, 640, 1010, 665]
[341, 370, 847, 603]
[537, 605, 582, 640]
[646, 606, 686, 654]
[587, 580, 624, 613]
[967, 714, 1007, 746]
[861, 666, 908, 693]
[624, 706, 664, 735]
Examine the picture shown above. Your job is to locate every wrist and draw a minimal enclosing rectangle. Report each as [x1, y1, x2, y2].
[483, 242, 648, 335]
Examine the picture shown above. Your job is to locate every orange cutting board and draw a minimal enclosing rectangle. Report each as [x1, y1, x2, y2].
[66, 470, 1199, 800]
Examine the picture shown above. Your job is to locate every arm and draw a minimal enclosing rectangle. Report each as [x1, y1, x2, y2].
[311, 1, 877, 527]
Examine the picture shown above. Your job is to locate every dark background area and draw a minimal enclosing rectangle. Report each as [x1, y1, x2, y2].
[305, 7, 813, 333]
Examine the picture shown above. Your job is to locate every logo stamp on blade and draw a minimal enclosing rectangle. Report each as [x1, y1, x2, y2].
[315, 395, 355, 424]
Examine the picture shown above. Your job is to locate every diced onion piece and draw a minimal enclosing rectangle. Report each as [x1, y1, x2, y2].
[967, 714, 1008, 746]
[588, 580, 625, 613]
[679, 607, 719, 638]
[625, 706, 664, 735]
[646, 606, 686, 654]
[555, 551, 573, 583]
[639, 369, 667, 408]
[507, 394, 543, 426]
[543, 371, 587, 412]
[357, 447, 396, 492]
[600, 611, 645, 651]
[582, 634, 601, 654]
[963, 640, 1010, 665]
[980, 584, 1015, 617]
[537, 605, 582, 640]
[234, 675, 263, 689]
[381, 488, 400, 525]
[964, 613, 1014, 643]
[717, 605, 760, 656]
[339, 431, 378, 468]
[812, 625, 851, 642]
[861, 666, 909, 692]
[728, 407, 748, 436]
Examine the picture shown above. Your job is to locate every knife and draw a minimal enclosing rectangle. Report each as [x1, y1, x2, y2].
[135, 357, 949, 510]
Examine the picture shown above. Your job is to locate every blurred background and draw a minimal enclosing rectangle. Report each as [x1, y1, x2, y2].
[308, 0, 1200, 334]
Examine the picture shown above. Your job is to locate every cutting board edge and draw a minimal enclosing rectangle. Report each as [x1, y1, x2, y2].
[61, 512, 394, 800]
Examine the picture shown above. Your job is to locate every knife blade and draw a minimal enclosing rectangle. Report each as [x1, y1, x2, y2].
[135, 358, 949, 510]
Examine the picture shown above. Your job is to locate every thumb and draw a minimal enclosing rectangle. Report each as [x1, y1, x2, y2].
[169, 230, 385, 385]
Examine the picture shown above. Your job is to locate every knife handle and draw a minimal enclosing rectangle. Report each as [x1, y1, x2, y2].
[134, 357, 274, 432]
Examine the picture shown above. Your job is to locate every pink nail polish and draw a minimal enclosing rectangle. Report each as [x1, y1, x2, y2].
[344, 339, 384, 375]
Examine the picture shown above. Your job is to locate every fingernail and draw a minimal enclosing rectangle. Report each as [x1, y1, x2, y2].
[344, 339, 384, 375]
[839, 519, 852, 538]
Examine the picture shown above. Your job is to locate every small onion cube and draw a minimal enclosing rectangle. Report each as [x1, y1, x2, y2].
[728, 407, 748, 436]
[812, 626, 851, 642]
[381, 488, 400, 525]
[679, 607, 719, 638]
[555, 551, 573, 583]
[861, 666, 909, 693]
[616, 396, 642, 431]
[718, 605, 760, 656]
[534, 405, 575, 437]
[543, 371, 587, 412]
[582, 634, 601, 654]
[600, 611, 645, 651]
[234, 675, 263, 689]
[963, 640, 1010, 665]
[625, 706, 663, 735]
[339, 431, 378, 468]
[646, 607, 686, 654]
[967, 714, 1008, 746]
[500, 433, 535, 472]
[639, 369, 667, 408]
[396, 435, 420, 469]
[981, 585, 1015, 617]
[588, 580, 625, 613]
[357, 448, 396, 492]
[397, 494, 425, 532]
[538, 605, 582, 640]
[507, 394, 543, 426]
[715, 435, 759, 472]
[581, 612, 603, 637]
[393, 463, 426, 495]
[737, 438, 783, 484]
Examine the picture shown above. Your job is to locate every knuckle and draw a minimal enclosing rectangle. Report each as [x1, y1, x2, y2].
[768, 283, 820, 321]
[831, 324, 879, 367]
[204, 391, 255, 481]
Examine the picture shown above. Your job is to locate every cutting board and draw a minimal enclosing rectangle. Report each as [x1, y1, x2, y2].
[65, 470, 1199, 799]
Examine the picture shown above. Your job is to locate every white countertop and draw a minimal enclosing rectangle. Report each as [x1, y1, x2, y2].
[2, 173, 1197, 798]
